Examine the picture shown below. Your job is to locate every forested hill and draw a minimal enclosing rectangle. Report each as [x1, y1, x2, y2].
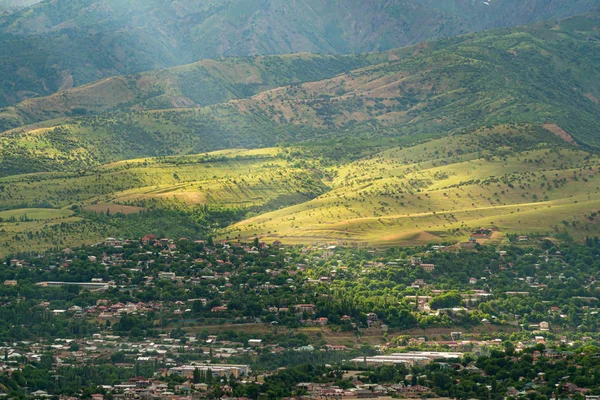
[0, 0, 597, 107]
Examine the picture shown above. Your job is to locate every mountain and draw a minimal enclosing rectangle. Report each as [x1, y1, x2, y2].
[0, 0, 40, 9]
[0, 0, 597, 107]
[1, 12, 598, 178]
[0, 12, 598, 250]
[0, 51, 403, 131]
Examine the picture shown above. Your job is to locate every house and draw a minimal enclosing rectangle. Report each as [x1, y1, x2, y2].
[326, 345, 349, 351]
[158, 272, 176, 280]
[469, 277, 477, 284]
[535, 336, 546, 344]
[539, 321, 549, 331]
[400, 385, 431, 394]
[211, 306, 228, 313]
[31, 390, 51, 397]
[411, 279, 426, 288]
[367, 313, 379, 327]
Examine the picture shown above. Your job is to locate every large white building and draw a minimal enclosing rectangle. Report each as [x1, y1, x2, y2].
[169, 363, 251, 378]
[351, 351, 463, 367]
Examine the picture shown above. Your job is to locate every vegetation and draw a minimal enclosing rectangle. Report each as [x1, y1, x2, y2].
[0, 51, 400, 130]
[1, 12, 600, 180]
[0, 0, 596, 106]
[0, 237, 597, 398]
[0, 123, 599, 252]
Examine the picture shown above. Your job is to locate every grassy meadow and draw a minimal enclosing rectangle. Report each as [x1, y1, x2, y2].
[0, 124, 598, 254]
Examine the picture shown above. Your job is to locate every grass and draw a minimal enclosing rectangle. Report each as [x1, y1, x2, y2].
[0, 148, 328, 254]
[0, 125, 598, 254]
[0, 208, 72, 220]
[0, 15, 598, 253]
[225, 126, 600, 245]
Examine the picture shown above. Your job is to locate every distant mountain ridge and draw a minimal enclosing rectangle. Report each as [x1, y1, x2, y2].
[0, 0, 597, 106]
[0, 0, 40, 9]
[0, 51, 403, 131]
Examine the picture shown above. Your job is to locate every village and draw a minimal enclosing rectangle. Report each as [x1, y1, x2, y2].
[0, 234, 598, 399]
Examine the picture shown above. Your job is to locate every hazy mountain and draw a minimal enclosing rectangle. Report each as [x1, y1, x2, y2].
[1, 12, 598, 177]
[0, 0, 41, 9]
[0, 0, 597, 106]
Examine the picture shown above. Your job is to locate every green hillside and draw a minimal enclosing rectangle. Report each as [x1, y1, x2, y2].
[1, 13, 599, 178]
[0, 125, 599, 254]
[0, 0, 596, 106]
[0, 51, 403, 130]
[226, 13, 600, 147]
[0, 13, 598, 252]
[228, 125, 600, 245]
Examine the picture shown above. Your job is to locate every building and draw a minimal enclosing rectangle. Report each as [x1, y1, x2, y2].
[158, 272, 176, 280]
[35, 281, 111, 290]
[367, 313, 379, 327]
[420, 264, 435, 272]
[248, 339, 262, 347]
[169, 363, 250, 379]
[351, 351, 463, 367]
[294, 304, 316, 314]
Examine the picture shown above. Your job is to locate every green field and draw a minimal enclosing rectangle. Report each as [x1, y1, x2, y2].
[0, 124, 597, 254]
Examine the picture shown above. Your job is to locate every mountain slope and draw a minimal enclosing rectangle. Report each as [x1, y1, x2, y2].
[0, 125, 599, 254]
[226, 125, 600, 245]
[0, 0, 597, 106]
[0, 51, 404, 131]
[1, 12, 598, 178]
[228, 13, 600, 146]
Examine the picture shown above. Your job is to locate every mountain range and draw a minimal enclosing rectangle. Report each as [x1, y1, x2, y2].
[1, 12, 599, 177]
[0, 0, 597, 106]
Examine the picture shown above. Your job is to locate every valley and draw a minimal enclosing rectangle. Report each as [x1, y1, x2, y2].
[1, 2, 600, 399]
